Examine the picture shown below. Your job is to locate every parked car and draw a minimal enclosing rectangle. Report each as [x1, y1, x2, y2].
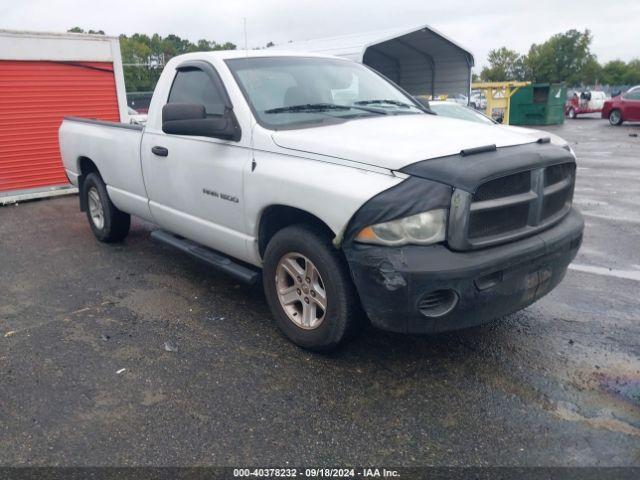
[429, 101, 570, 147]
[447, 93, 468, 106]
[127, 107, 148, 125]
[470, 90, 487, 110]
[602, 86, 640, 125]
[59, 51, 583, 350]
[565, 91, 607, 119]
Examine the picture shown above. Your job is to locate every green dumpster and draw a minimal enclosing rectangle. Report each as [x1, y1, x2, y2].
[509, 83, 566, 125]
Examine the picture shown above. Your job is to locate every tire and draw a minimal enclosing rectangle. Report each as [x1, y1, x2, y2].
[262, 224, 362, 350]
[567, 107, 576, 119]
[609, 109, 623, 126]
[83, 172, 130, 243]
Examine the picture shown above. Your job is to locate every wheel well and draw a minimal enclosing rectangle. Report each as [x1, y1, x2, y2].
[258, 205, 335, 258]
[79, 156, 99, 178]
[77, 157, 100, 211]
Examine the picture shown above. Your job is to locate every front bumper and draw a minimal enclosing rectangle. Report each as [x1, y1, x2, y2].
[344, 208, 584, 334]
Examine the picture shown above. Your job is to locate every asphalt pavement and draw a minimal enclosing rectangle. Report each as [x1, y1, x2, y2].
[1, 115, 639, 467]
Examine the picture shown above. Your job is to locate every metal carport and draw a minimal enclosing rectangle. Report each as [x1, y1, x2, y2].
[273, 24, 474, 100]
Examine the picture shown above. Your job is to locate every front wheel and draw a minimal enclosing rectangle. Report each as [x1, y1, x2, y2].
[83, 172, 130, 243]
[262, 225, 362, 350]
[567, 107, 576, 119]
[609, 109, 623, 126]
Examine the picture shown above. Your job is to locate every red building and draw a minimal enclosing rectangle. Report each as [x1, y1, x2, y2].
[0, 30, 128, 202]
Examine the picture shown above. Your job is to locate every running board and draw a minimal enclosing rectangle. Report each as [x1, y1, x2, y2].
[150, 230, 260, 285]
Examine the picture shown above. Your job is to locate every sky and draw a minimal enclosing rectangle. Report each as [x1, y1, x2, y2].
[1, 0, 638, 71]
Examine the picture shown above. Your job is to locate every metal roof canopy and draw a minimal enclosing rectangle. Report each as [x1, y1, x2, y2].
[274, 24, 475, 99]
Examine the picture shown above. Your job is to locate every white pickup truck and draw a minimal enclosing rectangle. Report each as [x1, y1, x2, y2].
[59, 50, 584, 350]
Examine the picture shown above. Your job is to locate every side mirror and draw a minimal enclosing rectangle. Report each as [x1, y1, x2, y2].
[162, 103, 240, 141]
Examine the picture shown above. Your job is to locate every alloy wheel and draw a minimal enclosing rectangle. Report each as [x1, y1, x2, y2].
[275, 252, 327, 329]
[87, 187, 105, 230]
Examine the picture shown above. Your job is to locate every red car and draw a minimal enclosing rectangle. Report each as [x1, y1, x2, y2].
[602, 86, 640, 125]
[565, 91, 606, 118]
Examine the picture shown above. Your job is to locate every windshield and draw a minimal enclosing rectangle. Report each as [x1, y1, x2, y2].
[429, 102, 495, 125]
[225, 56, 424, 130]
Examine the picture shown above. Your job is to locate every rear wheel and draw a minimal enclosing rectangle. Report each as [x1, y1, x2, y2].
[262, 225, 362, 350]
[83, 173, 130, 243]
[567, 107, 576, 119]
[609, 109, 623, 126]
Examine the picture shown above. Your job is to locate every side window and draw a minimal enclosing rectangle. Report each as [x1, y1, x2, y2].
[626, 90, 640, 100]
[168, 68, 225, 115]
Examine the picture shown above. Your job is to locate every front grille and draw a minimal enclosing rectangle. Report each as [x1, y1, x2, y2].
[468, 203, 530, 239]
[543, 187, 572, 218]
[473, 171, 531, 202]
[545, 163, 574, 187]
[542, 163, 575, 219]
[453, 162, 575, 249]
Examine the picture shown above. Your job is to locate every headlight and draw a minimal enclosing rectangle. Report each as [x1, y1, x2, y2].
[355, 209, 447, 246]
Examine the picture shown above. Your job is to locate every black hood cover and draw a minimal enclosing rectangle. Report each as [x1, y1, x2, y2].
[343, 176, 452, 246]
[400, 142, 575, 193]
[342, 141, 574, 247]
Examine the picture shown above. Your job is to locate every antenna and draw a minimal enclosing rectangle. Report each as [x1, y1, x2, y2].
[243, 17, 248, 52]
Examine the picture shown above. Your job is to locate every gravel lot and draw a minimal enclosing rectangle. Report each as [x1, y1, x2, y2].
[1, 115, 639, 467]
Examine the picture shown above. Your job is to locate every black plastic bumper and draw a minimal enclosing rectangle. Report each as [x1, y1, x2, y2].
[344, 208, 584, 334]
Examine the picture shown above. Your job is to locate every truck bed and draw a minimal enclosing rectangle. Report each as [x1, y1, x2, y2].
[59, 116, 150, 220]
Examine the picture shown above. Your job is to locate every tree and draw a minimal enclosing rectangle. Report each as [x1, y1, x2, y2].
[599, 58, 640, 86]
[67, 27, 104, 35]
[480, 29, 638, 86]
[624, 59, 640, 85]
[216, 42, 237, 51]
[601, 60, 629, 86]
[580, 57, 602, 85]
[120, 34, 155, 92]
[480, 47, 525, 81]
[114, 31, 236, 92]
[524, 29, 595, 85]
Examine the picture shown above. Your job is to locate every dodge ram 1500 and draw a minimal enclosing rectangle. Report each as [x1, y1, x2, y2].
[59, 50, 584, 350]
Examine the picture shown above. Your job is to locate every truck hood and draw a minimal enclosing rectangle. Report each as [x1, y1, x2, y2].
[499, 124, 568, 147]
[271, 114, 544, 171]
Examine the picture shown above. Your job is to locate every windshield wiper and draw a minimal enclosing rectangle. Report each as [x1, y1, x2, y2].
[264, 103, 387, 115]
[355, 99, 430, 113]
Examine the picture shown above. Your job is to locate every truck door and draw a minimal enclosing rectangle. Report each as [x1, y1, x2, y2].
[141, 62, 252, 262]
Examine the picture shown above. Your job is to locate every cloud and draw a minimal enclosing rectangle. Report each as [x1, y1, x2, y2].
[0, 0, 638, 68]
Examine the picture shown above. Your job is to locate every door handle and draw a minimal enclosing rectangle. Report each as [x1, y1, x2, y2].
[151, 146, 168, 157]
